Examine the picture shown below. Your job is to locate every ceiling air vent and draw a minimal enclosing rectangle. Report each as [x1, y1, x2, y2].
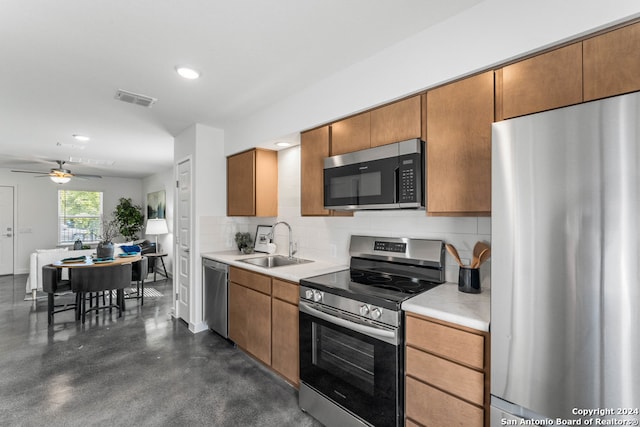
[114, 89, 157, 108]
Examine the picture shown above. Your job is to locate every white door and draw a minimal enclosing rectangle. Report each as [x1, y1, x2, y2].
[176, 159, 191, 323]
[0, 186, 14, 275]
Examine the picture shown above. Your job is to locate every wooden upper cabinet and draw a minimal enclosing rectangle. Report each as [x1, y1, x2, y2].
[330, 112, 371, 155]
[497, 43, 583, 120]
[227, 148, 278, 217]
[300, 127, 330, 216]
[426, 71, 493, 216]
[584, 22, 640, 101]
[370, 95, 422, 147]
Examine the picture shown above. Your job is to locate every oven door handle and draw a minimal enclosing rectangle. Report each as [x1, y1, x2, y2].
[299, 301, 398, 345]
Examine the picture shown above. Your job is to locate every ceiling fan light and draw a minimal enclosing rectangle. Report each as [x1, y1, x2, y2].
[72, 134, 90, 142]
[175, 66, 200, 80]
[50, 175, 71, 184]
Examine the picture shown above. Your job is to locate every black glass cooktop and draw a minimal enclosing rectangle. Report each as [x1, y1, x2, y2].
[301, 268, 441, 310]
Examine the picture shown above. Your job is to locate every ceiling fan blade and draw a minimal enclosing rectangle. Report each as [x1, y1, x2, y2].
[10, 169, 48, 174]
[73, 173, 102, 179]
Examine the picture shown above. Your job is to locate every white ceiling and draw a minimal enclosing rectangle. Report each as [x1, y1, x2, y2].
[0, 0, 482, 179]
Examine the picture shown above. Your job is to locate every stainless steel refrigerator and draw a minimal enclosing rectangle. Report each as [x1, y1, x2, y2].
[491, 91, 640, 425]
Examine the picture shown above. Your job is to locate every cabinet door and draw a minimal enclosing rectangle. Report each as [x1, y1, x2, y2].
[498, 43, 583, 120]
[330, 112, 370, 155]
[271, 297, 299, 386]
[584, 22, 640, 101]
[245, 285, 272, 365]
[370, 95, 422, 147]
[254, 149, 278, 217]
[426, 72, 494, 215]
[228, 282, 248, 349]
[300, 126, 331, 216]
[227, 150, 255, 216]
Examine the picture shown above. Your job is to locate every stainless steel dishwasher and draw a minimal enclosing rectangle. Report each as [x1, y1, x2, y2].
[202, 258, 229, 338]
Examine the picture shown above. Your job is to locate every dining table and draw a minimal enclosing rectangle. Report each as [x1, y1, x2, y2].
[53, 253, 142, 268]
[52, 253, 142, 322]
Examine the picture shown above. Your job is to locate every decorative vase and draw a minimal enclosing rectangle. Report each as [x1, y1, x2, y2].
[96, 241, 114, 259]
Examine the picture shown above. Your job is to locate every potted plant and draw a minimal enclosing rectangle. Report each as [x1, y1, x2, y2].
[97, 216, 119, 259]
[234, 232, 254, 254]
[113, 197, 145, 242]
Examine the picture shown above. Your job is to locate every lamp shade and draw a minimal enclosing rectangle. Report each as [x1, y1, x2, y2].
[146, 218, 168, 235]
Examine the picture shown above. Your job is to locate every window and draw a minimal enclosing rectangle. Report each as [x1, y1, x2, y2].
[58, 190, 103, 244]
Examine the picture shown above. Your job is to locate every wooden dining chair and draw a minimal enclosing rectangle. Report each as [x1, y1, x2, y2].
[70, 263, 132, 324]
[42, 264, 79, 325]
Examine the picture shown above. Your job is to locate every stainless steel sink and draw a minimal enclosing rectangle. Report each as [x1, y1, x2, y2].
[238, 255, 313, 268]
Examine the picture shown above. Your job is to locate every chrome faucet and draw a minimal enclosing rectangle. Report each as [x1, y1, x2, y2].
[267, 221, 296, 258]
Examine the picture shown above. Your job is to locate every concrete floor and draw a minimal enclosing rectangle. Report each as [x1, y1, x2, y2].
[0, 274, 322, 427]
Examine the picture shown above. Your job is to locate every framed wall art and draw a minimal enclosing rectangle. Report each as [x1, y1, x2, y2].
[147, 190, 166, 219]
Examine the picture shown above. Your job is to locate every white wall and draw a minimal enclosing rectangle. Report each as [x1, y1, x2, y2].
[0, 168, 143, 274]
[204, 0, 640, 292]
[174, 123, 226, 332]
[142, 167, 175, 274]
[224, 0, 640, 153]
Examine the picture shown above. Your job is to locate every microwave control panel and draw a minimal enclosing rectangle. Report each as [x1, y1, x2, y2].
[398, 155, 421, 203]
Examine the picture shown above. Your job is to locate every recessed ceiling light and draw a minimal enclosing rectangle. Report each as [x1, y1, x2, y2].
[275, 141, 292, 148]
[175, 66, 200, 80]
[72, 134, 90, 141]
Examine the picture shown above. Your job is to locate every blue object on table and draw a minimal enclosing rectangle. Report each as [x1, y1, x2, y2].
[120, 245, 142, 254]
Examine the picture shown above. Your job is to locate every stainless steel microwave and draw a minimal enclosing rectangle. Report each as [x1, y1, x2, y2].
[323, 139, 425, 210]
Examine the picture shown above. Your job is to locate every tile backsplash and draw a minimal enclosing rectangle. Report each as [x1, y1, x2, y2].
[199, 145, 491, 286]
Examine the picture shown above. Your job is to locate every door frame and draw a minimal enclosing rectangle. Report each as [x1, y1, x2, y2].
[174, 155, 193, 326]
[0, 185, 16, 276]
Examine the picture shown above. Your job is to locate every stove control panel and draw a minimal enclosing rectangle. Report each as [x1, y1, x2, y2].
[304, 289, 324, 303]
[359, 304, 383, 320]
[299, 285, 399, 328]
[374, 241, 407, 253]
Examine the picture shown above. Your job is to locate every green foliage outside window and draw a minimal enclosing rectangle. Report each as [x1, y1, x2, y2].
[58, 190, 103, 243]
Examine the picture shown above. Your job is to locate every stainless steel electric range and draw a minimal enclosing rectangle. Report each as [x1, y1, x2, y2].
[299, 235, 445, 427]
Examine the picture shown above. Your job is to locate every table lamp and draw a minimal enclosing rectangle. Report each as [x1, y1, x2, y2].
[145, 219, 168, 252]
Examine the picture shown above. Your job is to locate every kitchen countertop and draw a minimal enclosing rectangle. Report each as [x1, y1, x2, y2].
[202, 251, 490, 331]
[402, 282, 490, 332]
[201, 251, 349, 283]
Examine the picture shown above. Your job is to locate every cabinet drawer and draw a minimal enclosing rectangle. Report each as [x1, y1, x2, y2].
[272, 278, 298, 305]
[406, 346, 484, 406]
[406, 376, 483, 427]
[229, 267, 271, 295]
[405, 315, 484, 369]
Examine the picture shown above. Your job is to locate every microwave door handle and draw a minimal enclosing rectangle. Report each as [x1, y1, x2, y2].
[394, 166, 400, 203]
[300, 301, 397, 345]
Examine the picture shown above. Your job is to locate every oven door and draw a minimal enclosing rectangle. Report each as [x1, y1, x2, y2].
[299, 301, 401, 427]
[323, 156, 399, 209]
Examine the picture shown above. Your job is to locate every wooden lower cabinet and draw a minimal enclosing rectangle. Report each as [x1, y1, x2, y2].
[228, 281, 271, 365]
[406, 377, 484, 427]
[228, 267, 299, 386]
[271, 280, 299, 386]
[405, 313, 489, 426]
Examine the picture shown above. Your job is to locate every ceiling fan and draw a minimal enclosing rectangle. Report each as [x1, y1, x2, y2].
[11, 160, 102, 184]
